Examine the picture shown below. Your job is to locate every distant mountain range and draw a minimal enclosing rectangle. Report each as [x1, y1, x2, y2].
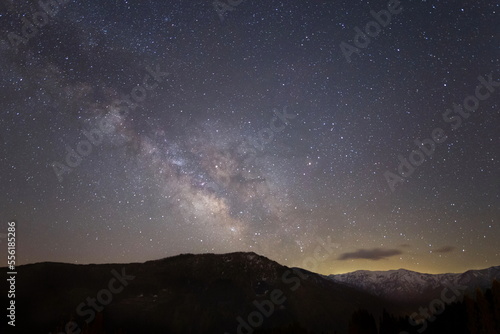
[1, 253, 499, 334]
[328, 266, 500, 307]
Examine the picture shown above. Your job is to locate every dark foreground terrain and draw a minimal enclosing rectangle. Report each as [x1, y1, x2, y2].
[1, 252, 499, 334]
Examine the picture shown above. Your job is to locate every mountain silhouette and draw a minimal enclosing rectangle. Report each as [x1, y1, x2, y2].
[1, 252, 499, 334]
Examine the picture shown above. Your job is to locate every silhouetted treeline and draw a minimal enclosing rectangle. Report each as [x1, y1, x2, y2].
[348, 280, 500, 334]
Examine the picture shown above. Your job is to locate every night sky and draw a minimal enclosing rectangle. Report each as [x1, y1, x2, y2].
[0, 0, 498, 275]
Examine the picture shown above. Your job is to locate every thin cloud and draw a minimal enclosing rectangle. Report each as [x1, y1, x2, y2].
[338, 248, 403, 261]
[433, 246, 455, 253]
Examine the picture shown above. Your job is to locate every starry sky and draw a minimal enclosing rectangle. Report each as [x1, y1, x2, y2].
[0, 0, 498, 275]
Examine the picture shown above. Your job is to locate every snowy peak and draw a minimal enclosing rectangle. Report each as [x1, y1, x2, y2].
[328, 266, 500, 303]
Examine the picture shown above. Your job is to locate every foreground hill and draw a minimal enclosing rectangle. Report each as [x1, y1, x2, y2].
[1, 252, 382, 334]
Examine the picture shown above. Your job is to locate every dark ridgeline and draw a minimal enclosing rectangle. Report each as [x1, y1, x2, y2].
[0, 253, 499, 334]
[372, 281, 500, 334]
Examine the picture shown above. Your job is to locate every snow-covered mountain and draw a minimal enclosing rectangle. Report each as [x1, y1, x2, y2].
[327, 265, 500, 303]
